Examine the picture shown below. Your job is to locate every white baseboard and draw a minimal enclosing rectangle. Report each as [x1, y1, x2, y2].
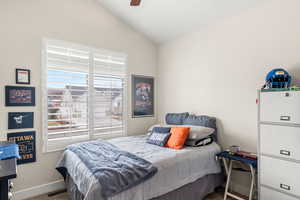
[14, 180, 65, 200]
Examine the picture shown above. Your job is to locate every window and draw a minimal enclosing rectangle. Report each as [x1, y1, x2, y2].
[42, 39, 127, 152]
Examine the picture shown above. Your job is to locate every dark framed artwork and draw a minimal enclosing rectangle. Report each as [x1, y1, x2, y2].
[8, 112, 34, 129]
[7, 131, 36, 165]
[5, 86, 35, 106]
[132, 75, 154, 118]
[16, 68, 31, 84]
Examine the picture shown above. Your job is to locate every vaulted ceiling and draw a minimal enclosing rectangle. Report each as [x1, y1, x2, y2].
[98, 0, 266, 44]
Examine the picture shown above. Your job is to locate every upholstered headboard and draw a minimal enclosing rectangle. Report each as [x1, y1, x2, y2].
[165, 112, 189, 125]
[165, 112, 217, 141]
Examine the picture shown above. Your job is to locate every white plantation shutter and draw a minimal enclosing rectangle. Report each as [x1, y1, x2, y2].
[93, 52, 127, 137]
[43, 40, 127, 152]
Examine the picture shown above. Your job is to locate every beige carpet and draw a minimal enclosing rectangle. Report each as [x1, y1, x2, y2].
[26, 192, 231, 200]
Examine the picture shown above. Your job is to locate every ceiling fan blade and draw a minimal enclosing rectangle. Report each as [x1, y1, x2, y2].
[130, 0, 141, 6]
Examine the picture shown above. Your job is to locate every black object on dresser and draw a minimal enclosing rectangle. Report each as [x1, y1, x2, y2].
[0, 142, 18, 200]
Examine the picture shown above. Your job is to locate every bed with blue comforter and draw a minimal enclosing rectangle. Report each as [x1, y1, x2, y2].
[56, 113, 222, 200]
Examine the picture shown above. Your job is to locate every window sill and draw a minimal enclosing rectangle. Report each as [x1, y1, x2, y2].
[44, 133, 125, 153]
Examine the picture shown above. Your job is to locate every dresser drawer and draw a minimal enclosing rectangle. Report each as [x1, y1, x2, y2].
[261, 156, 300, 197]
[261, 186, 299, 200]
[260, 124, 300, 161]
[260, 91, 300, 124]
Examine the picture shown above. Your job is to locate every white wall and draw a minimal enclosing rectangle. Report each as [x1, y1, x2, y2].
[2, 0, 300, 197]
[0, 0, 157, 196]
[158, 0, 300, 193]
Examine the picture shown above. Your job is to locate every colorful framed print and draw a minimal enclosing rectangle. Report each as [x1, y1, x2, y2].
[5, 86, 35, 106]
[132, 75, 154, 118]
[16, 69, 31, 84]
[7, 131, 36, 165]
[8, 112, 34, 129]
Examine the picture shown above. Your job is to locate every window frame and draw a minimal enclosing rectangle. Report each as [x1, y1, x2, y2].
[42, 39, 128, 152]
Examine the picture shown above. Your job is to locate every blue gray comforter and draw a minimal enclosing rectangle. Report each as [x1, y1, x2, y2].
[56, 139, 157, 199]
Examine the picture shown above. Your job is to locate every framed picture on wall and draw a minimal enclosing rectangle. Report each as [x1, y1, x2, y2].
[8, 112, 34, 129]
[5, 86, 35, 106]
[132, 75, 154, 118]
[16, 68, 31, 84]
[7, 131, 36, 165]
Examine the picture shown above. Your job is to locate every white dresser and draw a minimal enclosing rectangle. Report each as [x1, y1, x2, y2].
[258, 90, 300, 200]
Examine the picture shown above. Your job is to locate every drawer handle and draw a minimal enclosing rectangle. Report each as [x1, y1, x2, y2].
[280, 150, 291, 156]
[280, 116, 291, 121]
[285, 93, 290, 97]
[280, 184, 291, 191]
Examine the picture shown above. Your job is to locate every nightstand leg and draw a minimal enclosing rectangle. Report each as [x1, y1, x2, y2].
[224, 160, 233, 200]
[249, 165, 255, 200]
[222, 157, 229, 175]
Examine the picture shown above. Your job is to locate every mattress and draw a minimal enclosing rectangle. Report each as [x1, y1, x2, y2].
[61, 135, 222, 200]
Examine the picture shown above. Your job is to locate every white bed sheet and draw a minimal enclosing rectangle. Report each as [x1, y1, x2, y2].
[107, 135, 222, 200]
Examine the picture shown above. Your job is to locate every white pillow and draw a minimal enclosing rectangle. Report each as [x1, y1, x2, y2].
[147, 124, 215, 140]
[146, 124, 163, 135]
[172, 125, 215, 140]
[186, 125, 215, 140]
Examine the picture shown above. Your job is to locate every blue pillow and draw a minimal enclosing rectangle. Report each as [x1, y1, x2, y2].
[152, 127, 171, 133]
[147, 127, 171, 146]
[165, 112, 189, 125]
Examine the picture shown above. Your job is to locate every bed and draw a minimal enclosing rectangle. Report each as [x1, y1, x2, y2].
[57, 113, 223, 200]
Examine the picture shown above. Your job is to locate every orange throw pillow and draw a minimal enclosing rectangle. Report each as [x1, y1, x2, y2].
[166, 127, 190, 150]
